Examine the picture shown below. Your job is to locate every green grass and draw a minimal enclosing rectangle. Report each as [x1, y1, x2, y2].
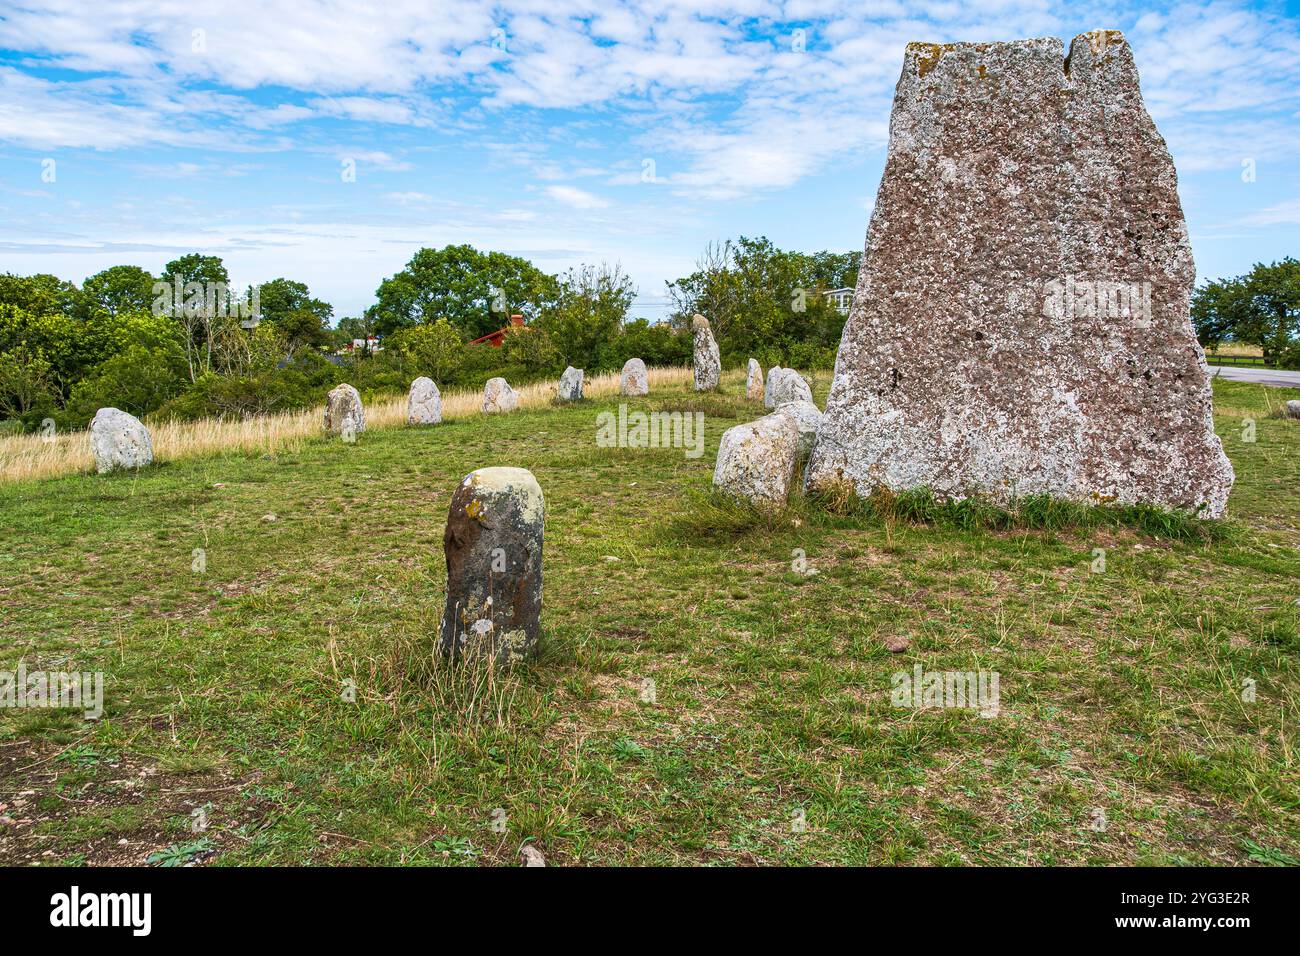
[0, 372, 1296, 866]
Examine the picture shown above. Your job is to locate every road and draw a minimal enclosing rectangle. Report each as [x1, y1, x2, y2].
[1207, 365, 1300, 389]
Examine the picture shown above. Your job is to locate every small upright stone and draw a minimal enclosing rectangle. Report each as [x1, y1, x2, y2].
[482, 377, 519, 413]
[712, 413, 801, 509]
[767, 368, 813, 408]
[407, 377, 442, 425]
[1286, 400, 1300, 419]
[439, 467, 545, 665]
[775, 400, 824, 457]
[558, 366, 584, 402]
[620, 358, 648, 396]
[691, 314, 721, 391]
[90, 407, 153, 474]
[324, 384, 365, 436]
[747, 359, 764, 400]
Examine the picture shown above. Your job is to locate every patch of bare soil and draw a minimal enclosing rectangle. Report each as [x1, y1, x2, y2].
[0, 740, 265, 866]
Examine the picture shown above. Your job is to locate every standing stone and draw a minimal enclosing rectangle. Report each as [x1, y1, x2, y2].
[482, 377, 519, 413]
[1286, 400, 1300, 420]
[712, 413, 801, 509]
[775, 400, 824, 458]
[747, 359, 764, 400]
[763, 366, 783, 408]
[767, 368, 813, 408]
[806, 32, 1234, 517]
[620, 358, 648, 396]
[691, 314, 721, 391]
[324, 383, 365, 435]
[90, 407, 153, 473]
[407, 377, 442, 425]
[558, 366, 584, 402]
[439, 467, 544, 665]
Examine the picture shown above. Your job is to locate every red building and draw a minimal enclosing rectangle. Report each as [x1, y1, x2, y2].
[469, 314, 525, 347]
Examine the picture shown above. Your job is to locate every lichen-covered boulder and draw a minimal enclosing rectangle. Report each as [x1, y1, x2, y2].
[807, 32, 1234, 517]
[324, 383, 365, 435]
[1286, 400, 1300, 420]
[439, 467, 544, 665]
[692, 315, 721, 391]
[482, 377, 519, 413]
[775, 400, 824, 458]
[620, 358, 648, 396]
[712, 413, 801, 509]
[766, 367, 813, 409]
[747, 359, 764, 400]
[407, 377, 442, 425]
[558, 366, 584, 402]
[90, 407, 153, 473]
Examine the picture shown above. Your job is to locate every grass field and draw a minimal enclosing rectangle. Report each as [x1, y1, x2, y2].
[1, 370, 1297, 866]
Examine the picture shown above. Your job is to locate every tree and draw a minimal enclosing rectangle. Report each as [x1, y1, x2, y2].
[254, 277, 333, 350]
[667, 236, 846, 366]
[369, 244, 558, 339]
[0, 304, 96, 395]
[81, 265, 155, 318]
[161, 254, 229, 291]
[500, 324, 560, 373]
[536, 263, 636, 372]
[804, 250, 862, 291]
[158, 255, 246, 382]
[385, 319, 465, 382]
[64, 344, 187, 425]
[0, 345, 57, 420]
[1193, 258, 1300, 366]
[0, 273, 82, 318]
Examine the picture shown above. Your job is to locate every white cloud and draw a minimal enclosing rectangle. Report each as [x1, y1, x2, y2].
[1, 0, 1298, 200]
[1237, 199, 1300, 227]
[545, 185, 608, 209]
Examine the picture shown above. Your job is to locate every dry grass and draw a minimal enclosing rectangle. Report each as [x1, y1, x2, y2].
[0, 366, 695, 483]
[1207, 342, 1265, 357]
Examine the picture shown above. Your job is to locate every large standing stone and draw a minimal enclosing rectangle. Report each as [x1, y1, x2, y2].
[806, 32, 1234, 517]
[407, 377, 442, 425]
[775, 400, 824, 458]
[747, 359, 764, 400]
[712, 413, 801, 509]
[439, 467, 544, 665]
[324, 383, 365, 435]
[766, 368, 813, 409]
[692, 314, 721, 391]
[90, 407, 153, 473]
[482, 377, 519, 413]
[620, 358, 648, 396]
[558, 366, 584, 402]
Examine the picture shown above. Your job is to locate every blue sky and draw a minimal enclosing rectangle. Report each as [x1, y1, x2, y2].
[1, 0, 1298, 322]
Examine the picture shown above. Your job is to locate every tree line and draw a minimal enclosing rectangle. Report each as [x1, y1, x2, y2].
[0, 238, 861, 433]
[1191, 258, 1299, 368]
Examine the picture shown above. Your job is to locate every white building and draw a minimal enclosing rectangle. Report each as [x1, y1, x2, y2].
[824, 287, 855, 315]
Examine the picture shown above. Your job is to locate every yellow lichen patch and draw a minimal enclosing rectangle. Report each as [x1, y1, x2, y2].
[911, 42, 944, 78]
[1083, 29, 1125, 57]
[466, 498, 484, 521]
